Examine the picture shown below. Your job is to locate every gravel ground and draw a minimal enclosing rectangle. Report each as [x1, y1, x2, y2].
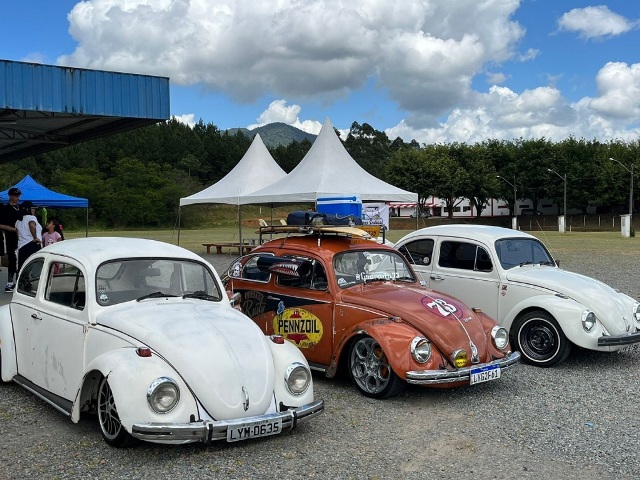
[1, 251, 640, 480]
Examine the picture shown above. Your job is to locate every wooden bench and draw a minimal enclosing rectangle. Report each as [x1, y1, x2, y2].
[202, 242, 254, 255]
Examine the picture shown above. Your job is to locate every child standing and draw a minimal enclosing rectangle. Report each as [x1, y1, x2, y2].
[42, 219, 63, 246]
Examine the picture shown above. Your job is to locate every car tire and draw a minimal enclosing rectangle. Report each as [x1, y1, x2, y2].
[97, 376, 135, 448]
[348, 336, 405, 399]
[512, 311, 571, 367]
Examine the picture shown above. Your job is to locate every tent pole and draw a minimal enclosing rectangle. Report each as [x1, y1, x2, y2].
[85, 207, 89, 237]
[177, 207, 181, 245]
[238, 206, 243, 247]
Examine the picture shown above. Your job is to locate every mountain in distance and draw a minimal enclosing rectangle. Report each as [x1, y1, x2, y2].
[226, 122, 316, 148]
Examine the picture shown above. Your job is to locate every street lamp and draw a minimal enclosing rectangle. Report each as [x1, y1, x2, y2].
[547, 168, 567, 217]
[609, 157, 634, 217]
[497, 175, 517, 215]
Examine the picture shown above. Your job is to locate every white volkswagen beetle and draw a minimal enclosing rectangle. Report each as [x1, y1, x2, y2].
[0, 238, 323, 447]
[394, 225, 640, 367]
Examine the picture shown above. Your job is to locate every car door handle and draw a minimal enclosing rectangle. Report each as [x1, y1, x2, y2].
[31, 313, 42, 320]
[430, 274, 444, 281]
[267, 295, 280, 301]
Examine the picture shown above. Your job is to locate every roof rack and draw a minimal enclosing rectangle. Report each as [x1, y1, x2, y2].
[256, 225, 377, 245]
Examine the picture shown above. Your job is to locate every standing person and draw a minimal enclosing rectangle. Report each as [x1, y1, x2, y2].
[0, 187, 23, 292]
[15, 201, 42, 272]
[42, 219, 63, 246]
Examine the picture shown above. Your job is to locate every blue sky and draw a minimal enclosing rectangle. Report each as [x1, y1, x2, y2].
[1, 0, 639, 143]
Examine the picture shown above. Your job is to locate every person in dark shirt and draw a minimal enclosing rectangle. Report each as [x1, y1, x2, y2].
[0, 187, 24, 291]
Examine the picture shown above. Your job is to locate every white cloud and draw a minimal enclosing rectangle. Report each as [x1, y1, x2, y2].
[386, 76, 640, 145]
[55, 0, 640, 145]
[59, 0, 523, 125]
[586, 62, 640, 119]
[172, 113, 196, 128]
[557, 6, 633, 39]
[518, 48, 539, 62]
[248, 100, 322, 135]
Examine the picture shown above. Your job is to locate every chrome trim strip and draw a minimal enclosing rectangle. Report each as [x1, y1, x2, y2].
[131, 399, 324, 444]
[405, 351, 521, 385]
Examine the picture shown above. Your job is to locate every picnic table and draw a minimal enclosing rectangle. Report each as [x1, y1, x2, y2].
[202, 242, 254, 255]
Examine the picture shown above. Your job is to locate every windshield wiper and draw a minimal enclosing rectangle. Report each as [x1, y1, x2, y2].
[183, 291, 218, 301]
[518, 261, 535, 267]
[136, 291, 179, 302]
[539, 260, 556, 266]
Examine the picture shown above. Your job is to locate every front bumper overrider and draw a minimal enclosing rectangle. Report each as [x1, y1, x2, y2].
[131, 399, 324, 444]
[405, 351, 521, 385]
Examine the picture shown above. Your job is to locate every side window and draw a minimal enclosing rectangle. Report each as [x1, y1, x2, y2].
[439, 241, 493, 272]
[17, 259, 44, 297]
[242, 256, 271, 282]
[45, 263, 86, 310]
[398, 239, 434, 266]
[476, 247, 493, 272]
[277, 258, 325, 290]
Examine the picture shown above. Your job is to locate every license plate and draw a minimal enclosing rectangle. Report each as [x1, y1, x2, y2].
[470, 364, 501, 385]
[226, 418, 282, 442]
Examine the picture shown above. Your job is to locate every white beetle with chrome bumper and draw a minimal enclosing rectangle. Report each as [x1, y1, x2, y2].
[0, 237, 323, 447]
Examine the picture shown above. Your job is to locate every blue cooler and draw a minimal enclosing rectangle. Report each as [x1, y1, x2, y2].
[316, 195, 362, 217]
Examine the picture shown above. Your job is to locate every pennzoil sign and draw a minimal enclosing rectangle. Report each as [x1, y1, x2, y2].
[273, 305, 323, 348]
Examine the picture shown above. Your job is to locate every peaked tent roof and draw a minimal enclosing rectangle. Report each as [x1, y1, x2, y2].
[179, 134, 286, 206]
[241, 118, 417, 205]
[0, 175, 88, 207]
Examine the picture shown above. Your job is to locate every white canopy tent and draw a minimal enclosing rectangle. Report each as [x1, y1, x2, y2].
[241, 118, 418, 205]
[178, 133, 286, 244]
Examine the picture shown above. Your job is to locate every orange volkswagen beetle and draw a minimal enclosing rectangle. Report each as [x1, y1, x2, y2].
[224, 226, 520, 399]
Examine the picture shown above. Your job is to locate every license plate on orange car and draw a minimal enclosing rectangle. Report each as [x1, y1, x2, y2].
[227, 418, 282, 442]
[470, 365, 501, 385]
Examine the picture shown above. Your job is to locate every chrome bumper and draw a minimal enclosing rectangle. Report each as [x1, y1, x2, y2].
[405, 351, 521, 385]
[598, 330, 640, 346]
[131, 399, 324, 444]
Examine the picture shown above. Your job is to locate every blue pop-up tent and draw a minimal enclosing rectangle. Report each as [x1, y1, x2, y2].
[0, 175, 89, 235]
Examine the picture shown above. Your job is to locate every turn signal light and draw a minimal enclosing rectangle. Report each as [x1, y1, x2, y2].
[270, 335, 285, 344]
[136, 347, 152, 357]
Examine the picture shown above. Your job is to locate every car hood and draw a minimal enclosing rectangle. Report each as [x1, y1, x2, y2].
[96, 299, 275, 419]
[340, 283, 492, 360]
[506, 267, 634, 330]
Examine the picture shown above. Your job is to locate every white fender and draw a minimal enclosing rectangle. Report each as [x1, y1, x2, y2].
[0, 305, 17, 382]
[74, 348, 198, 427]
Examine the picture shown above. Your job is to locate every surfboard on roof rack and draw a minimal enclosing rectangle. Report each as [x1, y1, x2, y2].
[256, 225, 373, 242]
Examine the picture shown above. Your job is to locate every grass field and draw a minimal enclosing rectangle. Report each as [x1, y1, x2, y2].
[63, 222, 640, 260]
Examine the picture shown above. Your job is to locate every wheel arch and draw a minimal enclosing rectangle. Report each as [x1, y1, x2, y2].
[332, 319, 423, 381]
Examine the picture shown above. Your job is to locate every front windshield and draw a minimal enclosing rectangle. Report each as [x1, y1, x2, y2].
[495, 238, 555, 270]
[96, 258, 222, 306]
[333, 250, 415, 288]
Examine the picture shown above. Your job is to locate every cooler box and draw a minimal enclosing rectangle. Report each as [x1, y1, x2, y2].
[316, 195, 362, 217]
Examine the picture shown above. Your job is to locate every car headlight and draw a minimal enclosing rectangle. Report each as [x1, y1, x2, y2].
[410, 336, 432, 364]
[147, 377, 180, 413]
[491, 326, 509, 350]
[633, 302, 640, 324]
[581, 310, 597, 332]
[285, 362, 311, 395]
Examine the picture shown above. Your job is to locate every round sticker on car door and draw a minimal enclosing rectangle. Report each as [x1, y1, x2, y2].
[273, 307, 324, 348]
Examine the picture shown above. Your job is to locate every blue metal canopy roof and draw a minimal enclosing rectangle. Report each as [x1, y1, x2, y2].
[0, 59, 170, 163]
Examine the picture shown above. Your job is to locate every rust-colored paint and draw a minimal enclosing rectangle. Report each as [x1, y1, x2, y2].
[227, 233, 513, 389]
